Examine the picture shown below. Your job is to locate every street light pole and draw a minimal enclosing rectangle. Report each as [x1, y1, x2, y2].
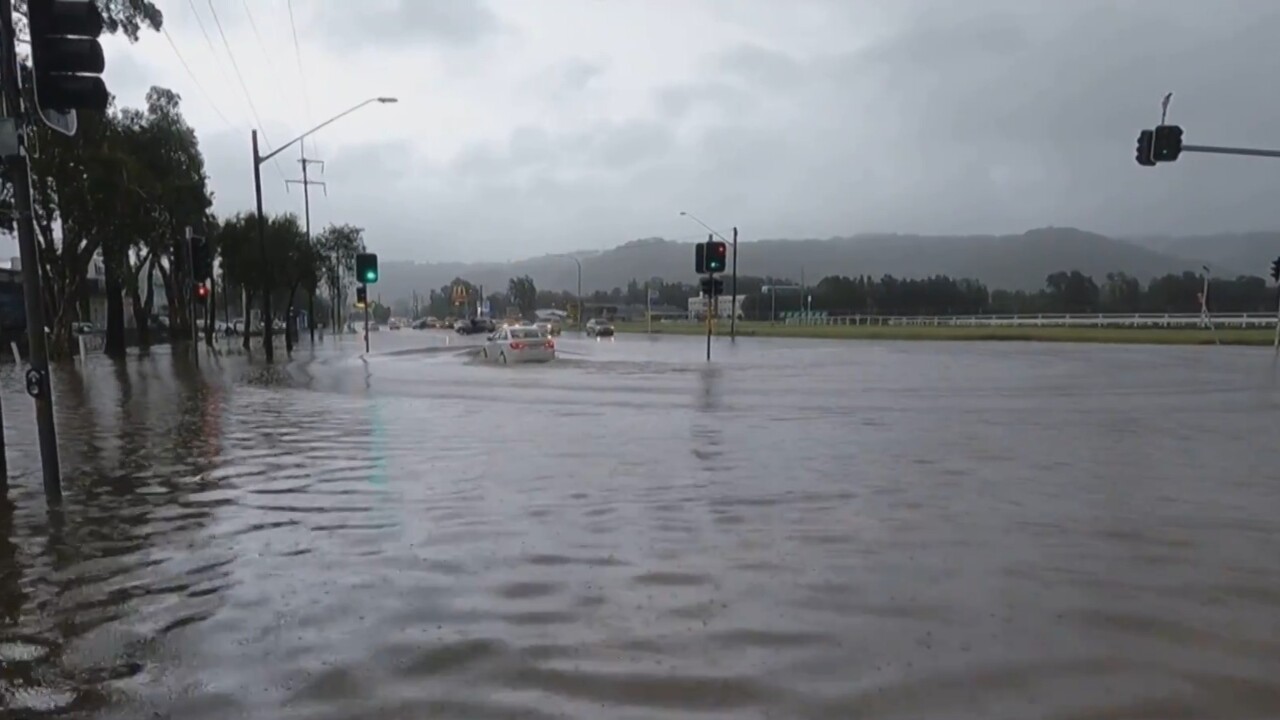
[250, 96, 397, 362]
[553, 254, 583, 331]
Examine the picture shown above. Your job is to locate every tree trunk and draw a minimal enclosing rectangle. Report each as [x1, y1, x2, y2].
[205, 278, 216, 347]
[284, 282, 300, 354]
[242, 289, 254, 350]
[103, 252, 126, 359]
[308, 289, 316, 343]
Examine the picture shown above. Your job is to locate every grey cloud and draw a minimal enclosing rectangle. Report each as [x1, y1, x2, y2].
[313, 0, 500, 48]
[201, 1, 1280, 261]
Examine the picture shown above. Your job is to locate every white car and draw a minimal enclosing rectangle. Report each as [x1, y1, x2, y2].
[481, 326, 555, 364]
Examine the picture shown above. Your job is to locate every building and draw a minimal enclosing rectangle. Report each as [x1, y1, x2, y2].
[687, 294, 744, 320]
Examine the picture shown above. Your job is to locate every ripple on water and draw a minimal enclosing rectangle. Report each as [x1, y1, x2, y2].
[1, 342, 1279, 718]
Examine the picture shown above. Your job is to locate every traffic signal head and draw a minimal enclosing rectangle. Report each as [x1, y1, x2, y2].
[1271, 257, 1280, 283]
[705, 241, 728, 273]
[356, 286, 368, 308]
[1153, 124, 1184, 162]
[1136, 129, 1155, 167]
[194, 282, 209, 302]
[695, 242, 706, 274]
[699, 276, 725, 296]
[190, 236, 211, 281]
[28, 0, 108, 113]
[355, 252, 378, 284]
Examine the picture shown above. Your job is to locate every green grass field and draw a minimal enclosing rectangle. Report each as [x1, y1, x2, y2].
[612, 320, 1276, 346]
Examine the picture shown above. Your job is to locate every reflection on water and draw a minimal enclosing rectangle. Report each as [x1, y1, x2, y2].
[0, 335, 1278, 719]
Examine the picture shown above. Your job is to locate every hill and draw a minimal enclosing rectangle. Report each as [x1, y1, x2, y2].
[1126, 232, 1279, 277]
[373, 227, 1227, 302]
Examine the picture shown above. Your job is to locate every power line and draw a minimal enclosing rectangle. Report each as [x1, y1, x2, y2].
[240, 0, 290, 104]
[205, 0, 286, 180]
[286, 0, 316, 156]
[161, 25, 236, 131]
[185, 0, 239, 103]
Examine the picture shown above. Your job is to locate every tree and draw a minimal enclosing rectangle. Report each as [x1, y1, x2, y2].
[314, 223, 364, 330]
[215, 212, 308, 351]
[1, 1, 165, 359]
[507, 275, 537, 318]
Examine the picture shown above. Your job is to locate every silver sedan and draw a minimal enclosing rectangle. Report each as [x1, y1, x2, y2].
[481, 326, 556, 364]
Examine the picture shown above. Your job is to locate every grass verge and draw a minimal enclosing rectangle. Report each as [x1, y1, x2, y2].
[612, 321, 1276, 346]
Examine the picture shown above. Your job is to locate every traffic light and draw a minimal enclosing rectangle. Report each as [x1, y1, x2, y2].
[28, 0, 109, 112]
[1153, 124, 1184, 162]
[190, 235, 211, 281]
[355, 252, 378, 284]
[355, 286, 368, 308]
[695, 242, 706, 274]
[699, 276, 725, 296]
[1271, 257, 1280, 283]
[193, 282, 209, 303]
[705, 241, 727, 273]
[1136, 129, 1155, 167]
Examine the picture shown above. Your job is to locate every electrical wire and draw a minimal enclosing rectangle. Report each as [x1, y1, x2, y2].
[161, 25, 236, 132]
[240, 0, 291, 106]
[286, 0, 317, 157]
[205, 0, 286, 180]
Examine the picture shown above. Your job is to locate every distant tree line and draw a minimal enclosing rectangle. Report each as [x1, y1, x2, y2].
[397, 269, 1277, 320]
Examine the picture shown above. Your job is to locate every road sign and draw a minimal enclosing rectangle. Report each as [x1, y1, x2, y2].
[481, 299, 491, 316]
[38, 106, 76, 136]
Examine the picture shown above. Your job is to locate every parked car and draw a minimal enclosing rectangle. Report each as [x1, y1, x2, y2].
[481, 326, 555, 364]
[585, 318, 615, 337]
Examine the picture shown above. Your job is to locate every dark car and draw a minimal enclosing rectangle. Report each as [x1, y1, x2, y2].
[585, 318, 615, 337]
[455, 317, 495, 335]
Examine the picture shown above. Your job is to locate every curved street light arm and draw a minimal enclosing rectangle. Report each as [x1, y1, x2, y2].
[258, 97, 398, 165]
[679, 211, 729, 243]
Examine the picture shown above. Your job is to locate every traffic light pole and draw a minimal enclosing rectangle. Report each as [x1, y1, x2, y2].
[705, 272, 714, 362]
[184, 228, 198, 366]
[730, 226, 738, 342]
[0, 0, 62, 502]
[363, 284, 370, 354]
[1273, 281, 1280, 358]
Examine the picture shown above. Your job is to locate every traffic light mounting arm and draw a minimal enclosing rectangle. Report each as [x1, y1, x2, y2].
[1136, 125, 1280, 165]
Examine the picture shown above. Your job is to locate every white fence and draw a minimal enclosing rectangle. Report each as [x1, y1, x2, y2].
[786, 312, 1278, 329]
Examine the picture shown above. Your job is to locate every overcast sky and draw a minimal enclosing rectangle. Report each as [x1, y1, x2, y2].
[64, 0, 1280, 262]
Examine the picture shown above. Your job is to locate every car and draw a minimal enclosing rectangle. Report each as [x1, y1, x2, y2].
[585, 318, 615, 337]
[481, 326, 555, 364]
[535, 320, 562, 336]
[455, 317, 495, 335]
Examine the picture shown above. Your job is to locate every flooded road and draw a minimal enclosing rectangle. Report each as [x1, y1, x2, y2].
[2, 332, 1279, 719]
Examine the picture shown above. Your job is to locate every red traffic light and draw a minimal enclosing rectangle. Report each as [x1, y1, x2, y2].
[705, 240, 728, 273]
[194, 282, 209, 300]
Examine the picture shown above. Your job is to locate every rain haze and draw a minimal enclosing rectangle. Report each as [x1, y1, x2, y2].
[4, 2, 1280, 718]
[77, 0, 1280, 263]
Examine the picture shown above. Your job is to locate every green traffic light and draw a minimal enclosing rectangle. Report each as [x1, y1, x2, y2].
[365, 271, 376, 281]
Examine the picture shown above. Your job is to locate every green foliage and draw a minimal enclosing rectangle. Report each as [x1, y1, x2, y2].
[507, 275, 537, 318]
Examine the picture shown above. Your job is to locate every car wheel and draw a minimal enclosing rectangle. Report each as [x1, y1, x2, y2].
[499, 352, 508, 365]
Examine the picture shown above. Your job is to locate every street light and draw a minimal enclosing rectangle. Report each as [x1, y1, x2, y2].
[552, 254, 583, 331]
[680, 211, 738, 340]
[252, 96, 397, 362]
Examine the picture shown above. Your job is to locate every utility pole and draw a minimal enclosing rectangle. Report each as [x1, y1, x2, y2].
[1, 0, 61, 501]
[285, 145, 325, 344]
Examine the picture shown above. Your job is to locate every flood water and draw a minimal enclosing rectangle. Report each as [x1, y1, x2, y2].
[1, 331, 1278, 719]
